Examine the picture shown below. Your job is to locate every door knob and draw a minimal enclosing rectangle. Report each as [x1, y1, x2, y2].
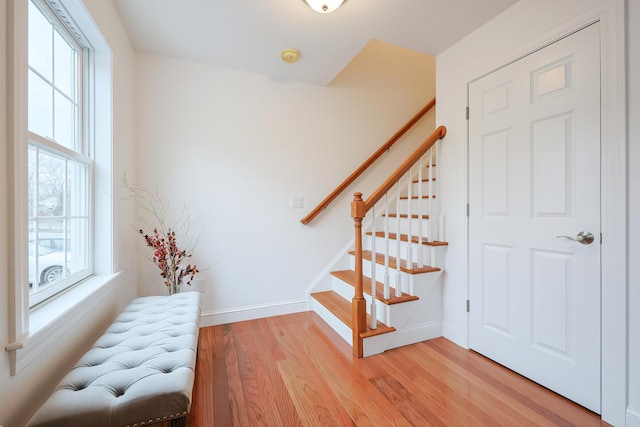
[556, 231, 594, 245]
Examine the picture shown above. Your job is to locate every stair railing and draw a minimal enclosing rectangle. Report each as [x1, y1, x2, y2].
[301, 98, 436, 225]
[350, 125, 447, 357]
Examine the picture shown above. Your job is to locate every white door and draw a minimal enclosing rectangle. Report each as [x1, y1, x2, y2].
[468, 23, 601, 412]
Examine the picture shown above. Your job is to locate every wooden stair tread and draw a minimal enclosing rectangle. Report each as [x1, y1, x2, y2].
[412, 177, 437, 183]
[349, 250, 441, 274]
[311, 291, 396, 338]
[367, 231, 449, 247]
[400, 195, 437, 199]
[330, 270, 419, 305]
[383, 213, 430, 219]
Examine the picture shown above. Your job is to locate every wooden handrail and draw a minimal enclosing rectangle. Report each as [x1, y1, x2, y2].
[350, 125, 446, 357]
[364, 126, 447, 212]
[300, 98, 436, 225]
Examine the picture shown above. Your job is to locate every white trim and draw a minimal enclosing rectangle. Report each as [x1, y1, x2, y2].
[28, 132, 92, 164]
[5, 0, 115, 377]
[199, 298, 308, 327]
[361, 323, 443, 357]
[11, 273, 119, 375]
[443, 319, 461, 344]
[43, 0, 91, 48]
[388, 322, 442, 348]
[627, 407, 640, 427]
[598, 2, 627, 425]
[462, 1, 626, 424]
[7, 0, 31, 357]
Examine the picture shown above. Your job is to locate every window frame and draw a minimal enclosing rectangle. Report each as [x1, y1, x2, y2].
[6, 0, 114, 376]
[26, 0, 95, 307]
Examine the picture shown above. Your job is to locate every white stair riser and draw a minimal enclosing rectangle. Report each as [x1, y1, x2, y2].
[387, 198, 437, 216]
[348, 256, 443, 295]
[410, 181, 436, 197]
[350, 257, 402, 290]
[330, 275, 420, 327]
[363, 333, 391, 357]
[310, 297, 351, 344]
[405, 269, 443, 295]
[331, 275, 356, 301]
[365, 236, 446, 268]
[361, 323, 443, 357]
[375, 217, 432, 238]
[382, 323, 442, 353]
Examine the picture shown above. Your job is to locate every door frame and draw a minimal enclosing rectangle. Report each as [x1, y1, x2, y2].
[463, 2, 626, 424]
[467, 21, 603, 413]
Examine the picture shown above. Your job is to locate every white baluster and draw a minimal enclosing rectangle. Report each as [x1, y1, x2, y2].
[430, 144, 438, 267]
[395, 182, 402, 297]
[427, 147, 433, 267]
[417, 157, 424, 268]
[370, 205, 377, 329]
[384, 193, 390, 300]
[406, 167, 413, 276]
[428, 147, 433, 243]
[433, 142, 439, 242]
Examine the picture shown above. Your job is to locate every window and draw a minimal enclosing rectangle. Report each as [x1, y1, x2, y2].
[27, 0, 92, 306]
[7, 0, 113, 376]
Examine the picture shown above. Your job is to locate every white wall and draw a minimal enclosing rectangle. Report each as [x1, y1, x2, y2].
[134, 43, 436, 324]
[626, 0, 640, 424]
[436, 0, 630, 425]
[0, 0, 137, 425]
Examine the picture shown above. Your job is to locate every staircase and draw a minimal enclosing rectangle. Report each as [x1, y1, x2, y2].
[309, 126, 448, 357]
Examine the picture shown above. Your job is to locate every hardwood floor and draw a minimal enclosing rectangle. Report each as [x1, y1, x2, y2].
[181, 312, 608, 426]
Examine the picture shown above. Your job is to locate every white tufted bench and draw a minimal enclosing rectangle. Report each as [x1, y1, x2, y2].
[26, 292, 201, 427]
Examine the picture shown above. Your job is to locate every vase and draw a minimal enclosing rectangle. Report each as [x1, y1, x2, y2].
[166, 274, 181, 295]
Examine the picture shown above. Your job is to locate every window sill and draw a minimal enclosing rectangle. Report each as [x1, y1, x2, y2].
[8, 272, 121, 375]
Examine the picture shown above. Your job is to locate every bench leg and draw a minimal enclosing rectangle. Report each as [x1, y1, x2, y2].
[170, 416, 186, 427]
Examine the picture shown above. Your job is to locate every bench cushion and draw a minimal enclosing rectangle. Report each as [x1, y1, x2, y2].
[27, 292, 201, 427]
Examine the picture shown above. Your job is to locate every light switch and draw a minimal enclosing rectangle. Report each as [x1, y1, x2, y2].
[290, 195, 303, 208]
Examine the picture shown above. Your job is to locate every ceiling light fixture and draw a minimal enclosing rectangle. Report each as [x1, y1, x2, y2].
[281, 48, 300, 63]
[303, 0, 346, 14]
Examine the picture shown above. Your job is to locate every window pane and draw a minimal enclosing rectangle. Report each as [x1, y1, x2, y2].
[54, 30, 76, 98]
[28, 220, 36, 291]
[28, 1, 52, 81]
[54, 91, 76, 150]
[29, 219, 66, 291]
[28, 70, 53, 138]
[67, 160, 88, 216]
[67, 218, 89, 276]
[28, 146, 37, 217]
[38, 150, 65, 217]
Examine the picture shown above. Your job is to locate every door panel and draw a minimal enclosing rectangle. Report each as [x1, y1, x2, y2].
[468, 23, 601, 412]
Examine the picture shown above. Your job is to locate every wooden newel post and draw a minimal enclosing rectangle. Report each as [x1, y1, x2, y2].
[351, 192, 367, 358]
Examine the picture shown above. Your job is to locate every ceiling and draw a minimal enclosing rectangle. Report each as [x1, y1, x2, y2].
[112, 0, 519, 86]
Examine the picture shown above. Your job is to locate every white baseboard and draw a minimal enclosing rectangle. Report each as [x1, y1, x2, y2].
[362, 323, 443, 357]
[442, 320, 467, 349]
[627, 407, 640, 427]
[199, 298, 309, 327]
[390, 322, 442, 348]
